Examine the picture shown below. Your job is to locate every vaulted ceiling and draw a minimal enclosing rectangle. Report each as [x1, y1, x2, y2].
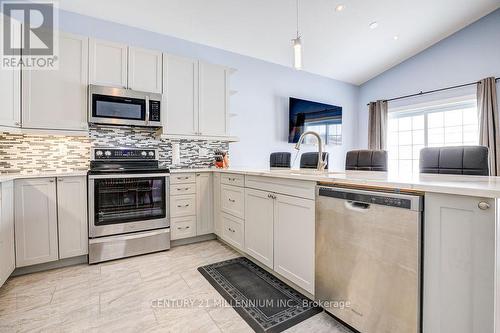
[59, 0, 500, 85]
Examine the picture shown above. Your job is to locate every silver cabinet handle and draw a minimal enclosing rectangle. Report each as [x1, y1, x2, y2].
[49, 179, 55, 183]
[228, 198, 235, 203]
[267, 194, 276, 199]
[177, 176, 189, 180]
[176, 187, 190, 191]
[177, 204, 190, 208]
[478, 201, 490, 210]
[228, 227, 236, 233]
[177, 226, 190, 230]
[57, 178, 63, 182]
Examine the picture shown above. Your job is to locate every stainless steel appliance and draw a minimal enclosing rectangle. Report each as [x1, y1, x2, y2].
[88, 148, 170, 264]
[315, 186, 423, 333]
[88, 85, 162, 127]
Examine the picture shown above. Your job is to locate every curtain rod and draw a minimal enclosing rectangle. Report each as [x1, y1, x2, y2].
[366, 77, 500, 106]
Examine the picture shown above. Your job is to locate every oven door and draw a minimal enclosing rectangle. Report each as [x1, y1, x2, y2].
[88, 173, 169, 238]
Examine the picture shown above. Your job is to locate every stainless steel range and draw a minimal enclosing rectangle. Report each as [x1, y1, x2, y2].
[88, 148, 170, 264]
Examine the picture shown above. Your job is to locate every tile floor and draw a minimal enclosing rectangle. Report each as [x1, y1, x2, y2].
[0, 240, 351, 332]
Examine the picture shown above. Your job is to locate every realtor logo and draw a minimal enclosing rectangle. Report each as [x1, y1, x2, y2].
[1, 1, 59, 69]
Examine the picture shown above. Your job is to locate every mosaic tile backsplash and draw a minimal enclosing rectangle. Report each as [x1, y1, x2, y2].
[0, 125, 229, 173]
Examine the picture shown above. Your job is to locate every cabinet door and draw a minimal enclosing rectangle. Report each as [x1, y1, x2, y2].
[128, 47, 162, 93]
[0, 14, 21, 128]
[15, 178, 58, 267]
[196, 173, 213, 235]
[57, 176, 88, 259]
[0, 181, 15, 288]
[22, 32, 88, 130]
[244, 188, 274, 269]
[162, 54, 198, 135]
[424, 193, 494, 333]
[213, 173, 222, 236]
[89, 38, 128, 87]
[274, 194, 315, 294]
[199, 61, 228, 136]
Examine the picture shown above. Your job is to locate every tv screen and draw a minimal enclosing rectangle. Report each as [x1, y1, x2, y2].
[288, 97, 342, 144]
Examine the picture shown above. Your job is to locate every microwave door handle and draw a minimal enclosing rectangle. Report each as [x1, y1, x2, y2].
[145, 96, 150, 125]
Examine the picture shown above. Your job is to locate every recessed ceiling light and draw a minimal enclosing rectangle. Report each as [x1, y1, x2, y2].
[369, 21, 378, 30]
[335, 4, 345, 12]
[393, 35, 399, 40]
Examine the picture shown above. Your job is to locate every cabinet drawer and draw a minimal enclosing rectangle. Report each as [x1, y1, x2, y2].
[171, 216, 196, 240]
[221, 173, 245, 187]
[221, 212, 244, 251]
[170, 173, 196, 184]
[221, 184, 244, 219]
[170, 183, 196, 196]
[170, 194, 196, 217]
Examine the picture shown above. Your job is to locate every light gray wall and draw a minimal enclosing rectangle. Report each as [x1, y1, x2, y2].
[58, 10, 359, 171]
[357, 8, 500, 148]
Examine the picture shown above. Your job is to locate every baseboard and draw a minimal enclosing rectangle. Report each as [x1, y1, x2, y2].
[171, 233, 216, 247]
[11, 255, 88, 277]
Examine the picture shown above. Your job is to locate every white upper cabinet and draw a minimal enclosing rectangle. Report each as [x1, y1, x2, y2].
[22, 33, 88, 131]
[0, 14, 21, 128]
[196, 173, 214, 235]
[57, 176, 88, 259]
[128, 47, 162, 93]
[244, 188, 274, 269]
[14, 178, 59, 267]
[163, 54, 199, 135]
[89, 39, 128, 87]
[198, 61, 228, 136]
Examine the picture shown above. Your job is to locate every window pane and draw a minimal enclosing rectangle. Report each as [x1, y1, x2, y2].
[388, 98, 478, 176]
[412, 115, 424, 130]
[428, 112, 444, 128]
[398, 117, 412, 131]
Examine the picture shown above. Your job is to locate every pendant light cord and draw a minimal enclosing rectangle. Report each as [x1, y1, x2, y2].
[296, 0, 300, 38]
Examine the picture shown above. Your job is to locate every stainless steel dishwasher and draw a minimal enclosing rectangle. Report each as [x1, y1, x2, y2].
[315, 185, 423, 333]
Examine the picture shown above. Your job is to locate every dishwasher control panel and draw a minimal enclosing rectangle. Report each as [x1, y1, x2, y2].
[318, 186, 417, 210]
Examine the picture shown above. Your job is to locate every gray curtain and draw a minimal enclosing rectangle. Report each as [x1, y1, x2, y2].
[477, 77, 499, 176]
[368, 100, 388, 150]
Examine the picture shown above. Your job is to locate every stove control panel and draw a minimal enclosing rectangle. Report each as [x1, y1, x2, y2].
[92, 148, 157, 160]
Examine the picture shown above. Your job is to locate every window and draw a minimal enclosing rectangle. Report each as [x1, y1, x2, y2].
[303, 123, 342, 145]
[387, 98, 478, 176]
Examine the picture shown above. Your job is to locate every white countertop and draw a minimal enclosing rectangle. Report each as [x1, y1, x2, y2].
[2, 168, 500, 198]
[171, 167, 500, 198]
[0, 170, 88, 183]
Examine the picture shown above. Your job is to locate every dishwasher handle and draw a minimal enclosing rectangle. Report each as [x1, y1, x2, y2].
[345, 200, 371, 211]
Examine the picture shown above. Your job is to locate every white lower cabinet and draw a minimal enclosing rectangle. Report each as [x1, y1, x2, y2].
[244, 188, 274, 269]
[0, 181, 15, 288]
[221, 184, 245, 219]
[213, 173, 222, 236]
[221, 212, 244, 251]
[15, 178, 59, 267]
[56, 177, 88, 259]
[14, 176, 88, 268]
[196, 173, 213, 235]
[423, 193, 495, 333]
[274, 194, 315, 294]
[171, 216, 197, 240]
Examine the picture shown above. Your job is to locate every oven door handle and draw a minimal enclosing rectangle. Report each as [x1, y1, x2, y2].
[88, 173, 170, 179]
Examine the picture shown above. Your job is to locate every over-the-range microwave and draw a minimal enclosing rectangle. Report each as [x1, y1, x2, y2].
[88, 85, 162, 128]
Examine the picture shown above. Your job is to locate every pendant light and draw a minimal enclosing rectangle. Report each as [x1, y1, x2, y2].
[292, 0, 302, 70]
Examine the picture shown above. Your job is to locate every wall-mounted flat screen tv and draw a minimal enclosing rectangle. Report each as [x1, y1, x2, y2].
[288, 97, 342, 145]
